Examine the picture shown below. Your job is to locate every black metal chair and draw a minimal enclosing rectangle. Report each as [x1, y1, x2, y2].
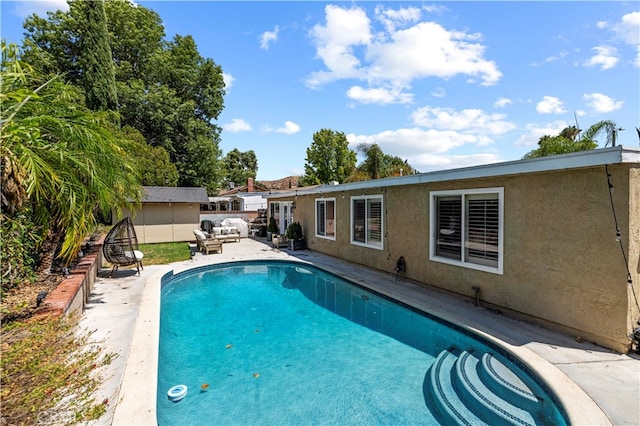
[103, 217, 144, 277]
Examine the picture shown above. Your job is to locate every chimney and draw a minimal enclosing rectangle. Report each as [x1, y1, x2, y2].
[248, 177, 254, 193]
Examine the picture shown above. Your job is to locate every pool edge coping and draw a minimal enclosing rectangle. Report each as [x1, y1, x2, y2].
[111, 256, 612, 426]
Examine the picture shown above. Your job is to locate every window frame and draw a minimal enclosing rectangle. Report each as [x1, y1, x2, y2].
[429, 188, 504, 274]
[350, 195, 384, 250]
[315, 197, 337, 240]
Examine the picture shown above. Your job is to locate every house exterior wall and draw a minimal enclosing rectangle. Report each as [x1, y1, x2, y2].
[628, 166, 640, 333]
[128, 203, 200, 243]
[287, 164, 639, 353]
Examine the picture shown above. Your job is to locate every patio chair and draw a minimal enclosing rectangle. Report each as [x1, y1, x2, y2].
[272, 234, 287, 248]
[103, 217, 144, 277]
[193, 230, 223, 254]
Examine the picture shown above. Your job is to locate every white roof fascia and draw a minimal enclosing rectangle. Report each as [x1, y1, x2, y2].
[267, 146, 640, 199]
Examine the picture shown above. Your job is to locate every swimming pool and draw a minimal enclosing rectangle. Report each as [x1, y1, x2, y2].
[157, 260, 567, 425]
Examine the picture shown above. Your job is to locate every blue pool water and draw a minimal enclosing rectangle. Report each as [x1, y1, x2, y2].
[157, 260, 567, 425]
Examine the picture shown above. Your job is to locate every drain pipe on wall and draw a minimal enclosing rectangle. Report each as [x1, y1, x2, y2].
[471, 286, 481, 307]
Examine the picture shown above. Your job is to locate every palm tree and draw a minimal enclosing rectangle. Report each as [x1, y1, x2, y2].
[580, 120, 620, 147]
[523, 120, 620, 159]
[1, 42, 142, 267]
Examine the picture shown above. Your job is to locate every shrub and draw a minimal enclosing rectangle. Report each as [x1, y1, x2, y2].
[267, 217, 278, 233]
[0, 211, 44, 295]
[285, 222, 303, 240]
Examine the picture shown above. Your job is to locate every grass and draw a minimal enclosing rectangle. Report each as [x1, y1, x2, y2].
[138, 242, 191, 265]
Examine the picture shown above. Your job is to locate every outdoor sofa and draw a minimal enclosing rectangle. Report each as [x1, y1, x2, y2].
[209, 226, 241, 242]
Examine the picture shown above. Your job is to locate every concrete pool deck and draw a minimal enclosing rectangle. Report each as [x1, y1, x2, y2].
[82, 237, 640, 425]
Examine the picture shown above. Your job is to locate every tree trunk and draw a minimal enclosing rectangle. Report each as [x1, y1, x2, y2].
[34, 230, 62, 278]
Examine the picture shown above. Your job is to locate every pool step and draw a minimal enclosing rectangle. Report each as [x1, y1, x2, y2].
[479, 353, 541, 412]
[427, 349, 544, 426]
[428, 349, 486, 425]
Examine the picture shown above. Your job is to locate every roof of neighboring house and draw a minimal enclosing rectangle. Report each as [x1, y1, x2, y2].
[218, 182, 270, 195]
[217, 176, 317, 195]
[142, 186, 210, 203]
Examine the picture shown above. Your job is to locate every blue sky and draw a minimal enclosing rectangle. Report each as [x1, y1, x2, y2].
[2, 1, 639, 181]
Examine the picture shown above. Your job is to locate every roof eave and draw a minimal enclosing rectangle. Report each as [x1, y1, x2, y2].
[268, 146, 640, 198]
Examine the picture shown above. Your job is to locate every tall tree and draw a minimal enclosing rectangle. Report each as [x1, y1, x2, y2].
[120, 126, 179, 186]
[20, 0, 226, 189]
[1, 43, 141, 268]
[75, 0, 117, 110]
[352, 143, 418, 180]
[523, 121, 619, 159]
[301, 129, 356, 185]
[223, 148, 257, 188]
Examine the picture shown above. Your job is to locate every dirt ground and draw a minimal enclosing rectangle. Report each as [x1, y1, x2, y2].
[1, 274, 65, 323]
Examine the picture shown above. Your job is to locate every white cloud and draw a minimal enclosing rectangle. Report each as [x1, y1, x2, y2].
[344, 104, 518, 170]
[346, 85, 413, 105]
[222, 72, 235, 91]
[514, 121, 569, 147]
[432, 87, 446, 98]
[583, 46, 619, 70]
[348, 127, 501, 171]
[11, 0, 68, 18]
[347, 127, 493, 168]
[411, 106, 516, 136]
[365, 21, 501, 86]
[223, 118, 252, 132]
[374, 5, 421, 33]
[306, 4, 502, 101]
[274, 121, 301, 135]
[349, 128, 474, 155]
[536, 96, 566, 114]
[421, 4, 449, 15]
[582, 93, 623, 113]
[612, 11, 640, 67]
[494, 97, 512, 108]
[612, 11, 640, 45]
[306, 5, 372, 87]
[536, 50, 567, 66]
[260, 26, 279, 50]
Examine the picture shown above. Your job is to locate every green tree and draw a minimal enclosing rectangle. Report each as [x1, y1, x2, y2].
[20, 0, 226, 189]
[75, 0, 117, 110]
[350, 143, 418, 181]
[301, 129, 356, 185]
[120, 126, 179, 186]
[523, 121, 619, 159]
[103, 0, 165, 80]
[223, 148, 257, 188]
[1, 43, 141, 269]
[21, 9, 80, 79]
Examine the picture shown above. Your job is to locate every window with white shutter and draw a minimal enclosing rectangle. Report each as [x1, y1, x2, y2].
[430, 188, 503, 274]
[351, 195, 383, 249]
[315, 198, 336, 240]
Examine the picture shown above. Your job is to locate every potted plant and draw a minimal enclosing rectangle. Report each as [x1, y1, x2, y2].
[285, 222, 306, 251]
[267, 216, 278, 241]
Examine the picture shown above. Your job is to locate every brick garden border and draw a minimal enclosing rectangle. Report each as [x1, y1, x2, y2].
[35, 234, 105, 318]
